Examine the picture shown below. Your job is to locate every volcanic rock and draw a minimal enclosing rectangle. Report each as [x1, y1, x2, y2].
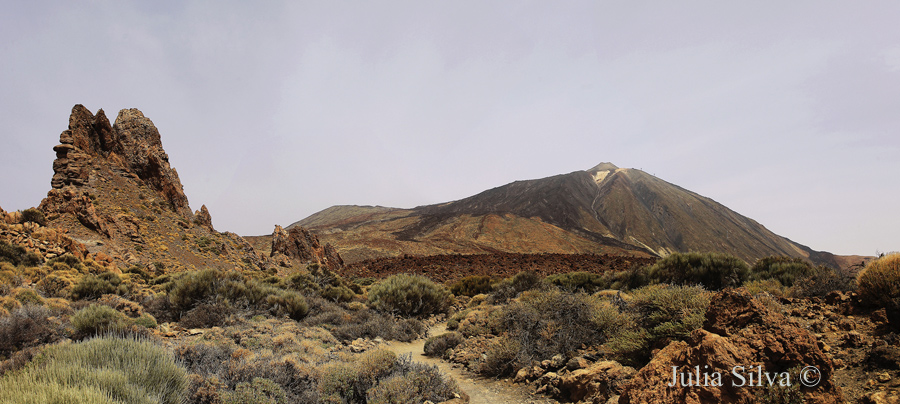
[270, 225, 343, 271]
[194, 205, 215, 232]
[48, 105, 191, 218]
[620, 289, 843, 404]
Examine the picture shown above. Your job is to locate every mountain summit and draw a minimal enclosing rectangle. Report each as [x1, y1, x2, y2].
[293, 164, 842, 267]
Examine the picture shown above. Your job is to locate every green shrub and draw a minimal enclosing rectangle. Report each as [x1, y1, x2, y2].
[495, 289, 626, 374]
[266, 290, 309, 320]
[71, 304, 130, 337]
[743, 279, 787, 298]
[71, 272, 126, 300]
[423, 332, 464, 359]
[21, 208, 47, 226]
[14, 288, 43, 306]
[368, 274, 450, 317]
[638, 252, 749, 290]
[857, 253, 900, 314]
[321, 285, 354, 303]
[750, 256, 817, 287]
[222, 377, 288, 404]
[607, 284, 711, 366]
[0, 241, 42, 267]
[0, 335, 188, 404]
[319, 350, 396, 403]
[450, 275, 493, 297]
[489, 270, 541, 302]
[544, 271, 608, 293]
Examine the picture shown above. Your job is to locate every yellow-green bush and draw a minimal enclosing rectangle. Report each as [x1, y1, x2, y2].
[857, 253, 900, 311]
[221, 377, 288, 404]
[449, 275, 493, 297]
[71, 304, 130, 337]
[636, 252, 749, 290]
[749, 256, 816, 287]
[368, 274, 450, 317]
[606, 284, 711, 366]
[0, 335, 188, 404]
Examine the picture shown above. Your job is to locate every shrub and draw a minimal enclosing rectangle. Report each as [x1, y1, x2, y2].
[36, 273, 75, 298]
[857, 253, 900, 317]
[0, 335, 188, 404]
[266, 290, 309, 320]
[20, 208, 48, 226]
[319, 350, 397, 404]
[479, 337, 522, 377]
[607, 284, 711, 366]
[71, 304, 130, 337]
[495, 289, 626, 374]
[638, 252, 749, 290]
[14, 288, 43, 306]
[423, 332, 464, 359]
[489, 270, 541, 302]
[71, 272, 126, 300]
[368, 274, 450, 317]
[790, 266, 855, 298]
[321, 285, 354, 303]
[0, 305, 61, 360]
[743, 279, 787, 298]
[750, 256, 817, 287]
[450, 275, 493, 297]
[544, 271, 608, 293]
[367, 357, 459, 404]
[0, 241, 42, 267]
[222, 377, 288, 404]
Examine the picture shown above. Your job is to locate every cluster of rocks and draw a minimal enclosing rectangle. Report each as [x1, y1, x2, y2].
[0, 205, 88, 261]
[271, 225, 344, 271]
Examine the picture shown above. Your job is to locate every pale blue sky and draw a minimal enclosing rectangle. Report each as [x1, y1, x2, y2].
[1, 1, 898, 255]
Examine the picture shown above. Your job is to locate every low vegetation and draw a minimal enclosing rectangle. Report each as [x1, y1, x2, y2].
[368, 274, 450, 317]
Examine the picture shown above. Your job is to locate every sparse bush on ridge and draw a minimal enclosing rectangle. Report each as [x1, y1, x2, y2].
[368, 274, 450, 317]
[20, 208, 47, 226]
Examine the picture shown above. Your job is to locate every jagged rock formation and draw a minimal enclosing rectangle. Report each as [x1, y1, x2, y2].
[33, 105, 269, 273]
[620, 289, 843, 404]
[194, 205, 215, 232]
[48, 105, 191, 217]
[270, 225, 343, 271]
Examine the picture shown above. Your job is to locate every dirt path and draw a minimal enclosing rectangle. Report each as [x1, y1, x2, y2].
[383, 323, 557, 404]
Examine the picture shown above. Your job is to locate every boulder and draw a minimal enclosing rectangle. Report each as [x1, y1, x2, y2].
[620, 288, 843, 404]
[556, 360, 636, 403]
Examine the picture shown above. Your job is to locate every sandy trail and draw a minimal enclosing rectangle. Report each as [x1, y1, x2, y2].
[382, 323, 557, 404]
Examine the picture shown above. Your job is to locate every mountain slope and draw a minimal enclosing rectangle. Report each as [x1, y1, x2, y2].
[294, 163, 840, 267]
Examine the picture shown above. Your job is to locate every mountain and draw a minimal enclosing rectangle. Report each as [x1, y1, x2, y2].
[292, 163, 845, 267]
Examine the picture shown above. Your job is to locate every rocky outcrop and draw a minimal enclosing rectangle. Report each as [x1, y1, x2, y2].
[194, 205, 215, 232]
[48, 105, 191, 218]
[620, 289, 843, 404]
[39, 188, 107, 235]
[270, 225, 343, 271]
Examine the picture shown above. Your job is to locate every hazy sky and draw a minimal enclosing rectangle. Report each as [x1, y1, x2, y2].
[2, 1, 898, 256]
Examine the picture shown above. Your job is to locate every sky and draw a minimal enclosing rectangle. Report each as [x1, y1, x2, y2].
[1, 1, 898, 256]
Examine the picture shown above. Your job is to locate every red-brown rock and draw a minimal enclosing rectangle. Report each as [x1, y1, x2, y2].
[620, 288, 843, 404]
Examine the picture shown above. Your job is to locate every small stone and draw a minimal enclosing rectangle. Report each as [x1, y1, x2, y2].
[877, 373, 892, 383]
